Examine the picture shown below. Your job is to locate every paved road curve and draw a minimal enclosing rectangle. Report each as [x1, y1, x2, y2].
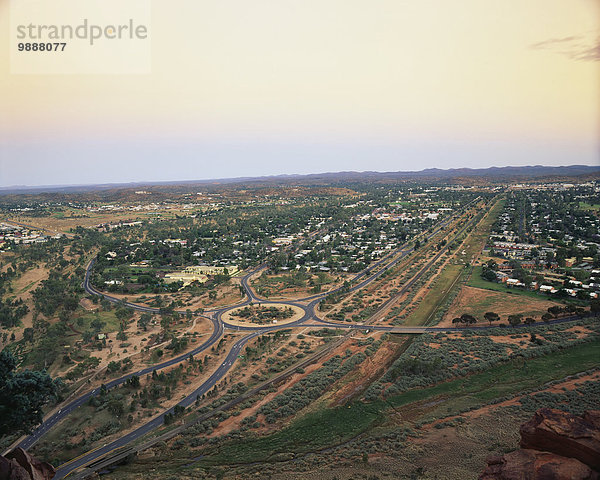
[18, 200, 486, 477]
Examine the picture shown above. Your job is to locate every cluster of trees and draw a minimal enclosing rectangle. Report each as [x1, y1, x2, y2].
[243, 330, 291, 361]
[543, 304, 590, 320]
[85, 358, 203, 428]
[64, 356, 101, 381]
[32, 271, 81, 318]
[0, 350, 60, 436]
[0, 267, 29, 329]
[481, 263, 498, 282]
[232, 305, 294, 324]
[258, 269, 332, 296]
[387, 356, 443, 380]
[163, 405, 186, 425]
[451, 313, 477, 326]
[107, 357, 133, 375]
[0, 297, 29, 329]
[28, 320, 71, 370]
[320, 280, 352, 309]
[453, 303, 592, 329]
[166, 335, 189, 354]
[258, 351, 367, 424]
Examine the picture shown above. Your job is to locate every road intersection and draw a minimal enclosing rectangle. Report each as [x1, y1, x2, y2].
[17, 199, 582, 479]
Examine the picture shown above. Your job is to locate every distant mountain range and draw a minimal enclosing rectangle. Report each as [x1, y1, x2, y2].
[254, 165, 600, 182]
[1, 164, 599, 194]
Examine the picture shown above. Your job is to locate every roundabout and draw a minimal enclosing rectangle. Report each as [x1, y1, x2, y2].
[19, 200, 587, 480]
[221, 303, 306, 328]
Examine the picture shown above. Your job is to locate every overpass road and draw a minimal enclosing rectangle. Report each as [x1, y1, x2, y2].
[18, 198, 579, 479]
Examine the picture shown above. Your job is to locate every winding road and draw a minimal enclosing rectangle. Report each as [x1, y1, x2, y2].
[16, 202, 473, 477]
[17, 198, 582, 479]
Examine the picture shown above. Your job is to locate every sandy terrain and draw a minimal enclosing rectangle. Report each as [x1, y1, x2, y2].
[1, 266, 49, 343]
[10, 266, 48, 300]
[251, 270, 347, 301]
[92, 280, 246, 312]
[330, 333, 400, 406]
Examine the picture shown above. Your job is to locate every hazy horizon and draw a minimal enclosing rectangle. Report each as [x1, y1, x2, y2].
[1, 163, 598, 191]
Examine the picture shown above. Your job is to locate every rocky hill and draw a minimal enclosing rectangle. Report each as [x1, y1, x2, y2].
[480, 408, 600, 480]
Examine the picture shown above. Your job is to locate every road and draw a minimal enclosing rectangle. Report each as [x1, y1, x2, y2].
[18, 315, 224, 451]
[18, 198, 513, 478]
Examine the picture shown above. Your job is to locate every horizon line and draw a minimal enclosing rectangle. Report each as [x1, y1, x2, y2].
[1, 163, 599, 192]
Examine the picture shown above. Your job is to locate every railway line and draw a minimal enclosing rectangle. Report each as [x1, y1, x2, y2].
[17, 198, 526, 479]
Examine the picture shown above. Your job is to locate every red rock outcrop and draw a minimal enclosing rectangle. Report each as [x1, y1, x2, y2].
[0, 448, 55, 480]
[480, 449, 597, 480]
[480, 409, 600, 480]
[520, 408, 600, 471]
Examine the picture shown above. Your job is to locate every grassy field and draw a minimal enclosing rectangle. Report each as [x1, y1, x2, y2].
[189, 339, 599, 468]
[444, 284, 562, 323]
[460, 198, 505, 260]
[404, 339, 599, 419]
[405, 264, 466, 326]
[405, 198, 504, 326]
[76, 310, 122, 333]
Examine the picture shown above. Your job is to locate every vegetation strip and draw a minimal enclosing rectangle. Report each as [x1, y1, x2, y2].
[190, 339, 599, 467]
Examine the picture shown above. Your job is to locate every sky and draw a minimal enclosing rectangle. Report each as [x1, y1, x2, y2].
[0, 0, 599, 187]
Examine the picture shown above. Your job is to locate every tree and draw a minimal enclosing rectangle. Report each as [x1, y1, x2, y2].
[82, 330, 94, 343]
[23, 328, 34, 343]
[100, 298, 112, 311]
[107, 361, 121, 373]
[548, 306, 563, 318]
[508, 314, 522, 327]
[460, 314, 477, 326]
[483, 312, 500, 326]
[524, 317, 535, 325]
[0, 350, 60, 436]
[116, 324, 128, 341]
[107, 395, 125, 417]
[138, 313, 152, 331]
[530, 333, 542, 345]
[481, 268, 497, 282]
[115, 307, 134, 322]
[90, 315, 106, 332]
[541, 313, 553, 323]
[160, 315, 171, 331]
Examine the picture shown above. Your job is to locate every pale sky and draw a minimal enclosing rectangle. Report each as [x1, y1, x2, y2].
[0, 0, 599, 187]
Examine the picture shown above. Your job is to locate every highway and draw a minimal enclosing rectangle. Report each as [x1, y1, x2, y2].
[18, 198, 504, 478]
[18, 315, 224, 451]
